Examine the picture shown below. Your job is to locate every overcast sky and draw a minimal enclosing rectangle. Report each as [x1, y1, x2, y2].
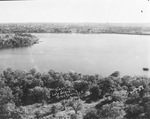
[0, 0, 150, 23]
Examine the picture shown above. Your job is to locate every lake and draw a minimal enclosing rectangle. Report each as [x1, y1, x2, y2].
[0, 33, 150, 76]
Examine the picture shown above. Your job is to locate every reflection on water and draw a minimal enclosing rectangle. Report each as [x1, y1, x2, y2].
[0, 33, 150, 76]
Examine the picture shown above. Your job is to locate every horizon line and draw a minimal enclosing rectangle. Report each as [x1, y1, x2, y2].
[0, 22, 150, 24]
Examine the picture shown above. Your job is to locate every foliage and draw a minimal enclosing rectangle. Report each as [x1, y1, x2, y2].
[61, 100, 68, 110]
[125, 104, 144, 119]
[0, 33, 39, 49]
[98, 77, 115, 96]
[110, 71, 120, 77]
[98, 101, 126, 119]
[73, 80, 89, 94]
[0, 87, 14, 118]
[89, 85, 101, 99]
[51, 105, 57, 117]
[29, 86, 50, 103]
[83, 109, 99, 119]
[0, 86, 13, 105]
[0, 23, 149, 35]
[1, 68, 150, 118]
[68, 98, 82, 114]
[70, 113, 78, 119]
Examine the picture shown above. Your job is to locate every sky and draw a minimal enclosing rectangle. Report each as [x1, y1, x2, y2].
[0, 0, 150, 23]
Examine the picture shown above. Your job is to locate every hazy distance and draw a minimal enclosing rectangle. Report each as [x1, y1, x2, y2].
[0, 0, 150, 23]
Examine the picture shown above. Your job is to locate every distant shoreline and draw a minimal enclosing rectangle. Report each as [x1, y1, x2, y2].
[0, 32, 150, 36]
[0, 23, 150, 36]
[31, 32, 150, 36]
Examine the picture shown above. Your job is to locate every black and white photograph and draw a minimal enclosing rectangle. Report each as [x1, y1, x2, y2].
[0, 0, 150, 118]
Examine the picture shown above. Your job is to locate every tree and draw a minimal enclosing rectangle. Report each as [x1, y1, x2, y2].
[87, 75, 97, 84]
[65, 80, 73, 88]
[125, 104, 144, 119]
[110, 71, 120, 77]
[29, 86, 50, 103]
[73, 81, 89, 94]
[48, 69, 56, 78]
[0, 86, 14, 119]
[0, 86, 13, 106]
[69, 72, 82, 81]
[35, 110, 42, 119]
[1, 102, 23, 119]
[55, 76, 65, 88]
[41, 74, 55, 88]
[62, 73, 73, 82]
[121, 75, 132, 87]
[83, 109, 99, 119]
[98, 77, 115, 97]
[89, 85, 101, 99]
[145, 100, 150, 118]
[70, 113, 78, 119]
[31, 78, 43, 88]
[51, 105, 57, 117]
[68, 98, 82, 114]
[111, 90, 128, 102]
[98, 101, 126, 119]
[29, 68, 37, 76]
[61, 100, 68, 110]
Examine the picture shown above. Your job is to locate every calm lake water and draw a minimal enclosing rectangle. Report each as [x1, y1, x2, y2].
[0, 33, 150, 76]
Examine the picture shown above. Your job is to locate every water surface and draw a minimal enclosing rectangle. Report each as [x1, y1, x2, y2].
[0, 33, 150, 76]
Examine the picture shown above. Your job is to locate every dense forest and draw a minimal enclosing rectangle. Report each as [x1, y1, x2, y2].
[0, 23, 150, 35]
[0, 33, 39, 49]
[0, 68, 150, 119]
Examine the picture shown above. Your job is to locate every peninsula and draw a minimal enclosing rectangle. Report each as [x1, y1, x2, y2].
[0, 33, 39, 49]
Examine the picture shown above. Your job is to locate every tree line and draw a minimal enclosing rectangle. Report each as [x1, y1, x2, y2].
[0, 23, 149, 35]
